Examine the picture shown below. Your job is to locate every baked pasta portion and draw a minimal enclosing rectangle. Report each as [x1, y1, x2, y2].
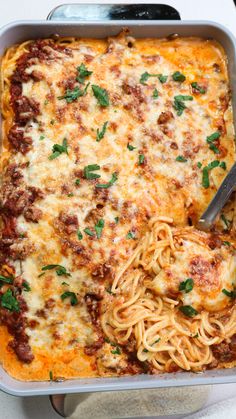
[0, 31, 236, 381]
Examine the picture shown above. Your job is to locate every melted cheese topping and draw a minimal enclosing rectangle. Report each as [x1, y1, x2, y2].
[1, 34, 235, 380]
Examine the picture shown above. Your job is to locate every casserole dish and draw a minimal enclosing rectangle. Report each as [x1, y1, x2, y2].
[1, 4, 236, 396]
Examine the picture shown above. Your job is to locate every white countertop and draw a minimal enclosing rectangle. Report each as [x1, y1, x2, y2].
[1, 1, 236, 418]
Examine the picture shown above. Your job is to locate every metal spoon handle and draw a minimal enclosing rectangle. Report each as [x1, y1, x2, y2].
[198, 163, 236, 230]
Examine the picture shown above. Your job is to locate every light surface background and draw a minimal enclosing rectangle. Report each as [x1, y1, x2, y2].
[1, 1, 236, 418]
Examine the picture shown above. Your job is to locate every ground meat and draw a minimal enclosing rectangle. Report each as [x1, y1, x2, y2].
[91, 264, 111, 280]
[5, 163, 24, 186]
[1, 215, 17, 238]
[57, 212, 78, 234]
[208, 234, 222, 249]
[84, 293, 102, 327]
[2, 186, 43, 217]
[10, 82, 22, 98]
[8, 239, 34, 260]
[9, 340, 34, 363]
[13, 96, 40, 123]
[157, 111, 174, 124]
[170, 142, 178, 150]
[84, 336, 104, 355]
[212, 338, 236, 362]
[24, 206, 42, 223]
[122, 81, 145, 104]
[8, 124, 32, 154]
[30, 70, 44, 81]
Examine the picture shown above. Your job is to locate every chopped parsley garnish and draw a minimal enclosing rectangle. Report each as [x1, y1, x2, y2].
[138, 154, 145, 165]
[44, 99, 49, 105]
[0, 275, 14, 285]
[39, 135, 45, 141]
[221, 214, 231, 230]
[41, 264, 71, 277]
[76, 63, 93, 84]
[173, 95, 193, 116]
[114, 216, 119, 224]
[106, 287, 115, 295]
[127, 231, 135, 239]
[176, 155, 187, 162]
[49, 138, 68, 160]
[206, 131, 221, 154]
[222, 288, 236, 298]
[0, 289, 20, 312]
[140, 72, 167, 85]
[61, 281, 69, 286]
[84, 164, 101, 180]
[50, 119, 55, 125]
[58, 83, 90, 103]
[75, 178, 80, 186]
[111, 347, 121, 355]
[179, 305, 198, 317]
[220, 161, 227, 170]
[49, 371, 53, 381]
[172, 71, 186, 82]
[67, 193, 74, 197]
[95, 219, 105, 239]
[179, 278, 194, 293]
[96, 121, 108, 142]
[202, 160, 220, 188]
[197, 162, 202, 169]
[96, 173, 118, 189]
[92, 85, 109, 107]
[84, 228, 94, 237]
[191, 82, 206, 94]
[22, 281, 31, 292]
[152, 88, 159, 99]
[127, 143, 136, 151]
[223, 241, 231, 246]
[193, 333, 199, 338]
[77, 229, 83, 240]
[61, 291, 78, 306]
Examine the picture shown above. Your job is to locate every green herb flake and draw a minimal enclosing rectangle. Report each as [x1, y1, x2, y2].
[223, 241, 231, 246]
[50, 119, 55, 125]
[0, 275, 14, 285]
[172, 71, 186, 82]
[67, 193, 74, 197]
[96, 121, 108, 142]
[143, 348, 148, 353]
[179, 305, 198, 317]
[179, 278, 194, 293]
[193, 333, 199, 338]
[0, 289, 20, 312]
[39, 135, 45, 141]
[77, 229, 83, 240]
[95, 219, 105, 239]
[44, 99, 49, 105]
[206, 131, 221, 154]
[191, 82, 206, 94]
[92, 84, 109, 107]
[84, 228, 94, 237]
[221, 214, 231, 230]
[61, 281, 69, 286]
[127, 143, 136, 151]
[84, 164, 101, 180]
[75, 178, 80, 186]
[76, 63, 93, 84]
[41, 264, 71, 277]
[61, 291, 78, 306]
[220, 161, 227, 170]
[140, 72, 167, 85]
[114, 217, 119, 224]
[127, 231, 135, 239]
[173, 95, 193, 116]
[176, 155, 187, 162]
[49, 138, 68, 160]
[22, 281, 31, 292]
[222, 288, 236, 298]
[106, 287, 115, 295]
[138, 154, 145, 165]
[96, 173, 118, 189]
[58, 83, 90, 103]
[49, 371, 53, 381]
[158, 74, 168, 84]
[152, 88, 159, 99]
[111, 347, 121, 355]
[197, 162, 202, 169]
[202, 160, 220, 188]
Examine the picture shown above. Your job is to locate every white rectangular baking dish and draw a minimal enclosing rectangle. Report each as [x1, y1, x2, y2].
[1, 12, 236, 396]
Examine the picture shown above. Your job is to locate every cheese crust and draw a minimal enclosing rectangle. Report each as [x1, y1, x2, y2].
[0, 32, 236, 381]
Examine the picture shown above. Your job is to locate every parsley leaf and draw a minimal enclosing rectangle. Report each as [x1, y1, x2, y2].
[221, 214, 231, 230]
[138, 154, 145, 165]
[84, 164, 101, 180]
[127, 143, 136, 151]
[127, 231, 135, 239]
[176, 155, 187, 162]
[179, 305, 198, 317]
[197, 162, 202, 169]
[202, 160, 220, 188]
[179, 278, 194, 293]
[61, 291, 78, 306]
[95, 219, 105, 239]
[191, 82, 206, 94]
[206, 131, 221, 154]
[152, 88, 159, 99]
[172, 71, 186, 82]
[1, 289, 20, 312]
[75, 178, 80, 186]
[96, 121, 108, 142]
[222, 288, 236, 298]
[49, 138, 68, 160]
[173, 95, 193, 116]
[111, 347, 121, 355]
[140, 72, 167, 85]
[77, 229, 83, 240]
[96, 173, 118, 189]
[92, 85, 109, 107]
[41, 264, 71, 277]
[49, 371, 53, 381]
[58, 83, 90, 103]
[0, 275, 14, 285]
[220, 161, 227, 170]
[76, 63, 93, 84]
[84, 228, 94, 237]
[223, 241, 231, 246]
[22, 281, 31, 292]
[114, 217, 119, 224]
[39, 135, 45, 141]
[158, 74, 168, 84]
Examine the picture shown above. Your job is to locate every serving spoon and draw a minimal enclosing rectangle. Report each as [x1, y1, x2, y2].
[197, 162, 236, 231]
